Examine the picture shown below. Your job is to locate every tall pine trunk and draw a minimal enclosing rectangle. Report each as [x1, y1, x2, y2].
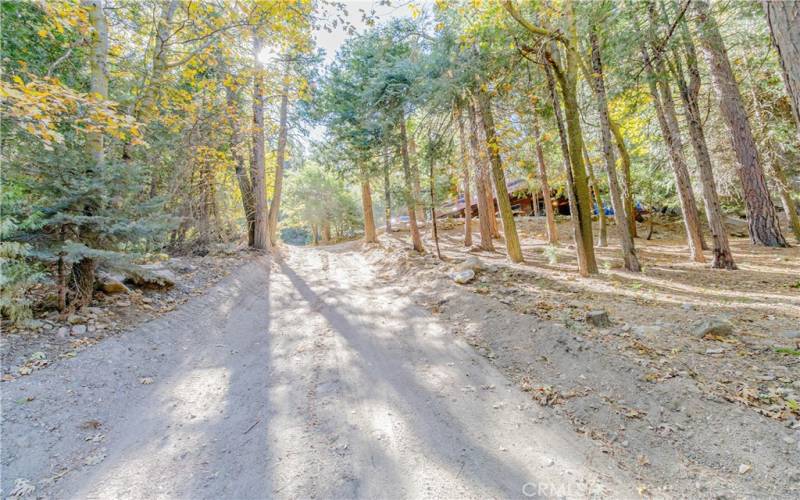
[225, 85, 255, 246]
[467, 100, 494, 251]
[693, 0, 786, 247]
[670, 25, 737, 269]
[583, 146, 607, 247]
[399, 113, 424, 252]
[531, 104, 558, 245]
[549, 43, 597, 273]
[383, 149, 392, 233]
[360, 167, 377, 244]
[763, 1, 800, 143]
[640, 28, 705, 262]
[475, 90, 523, 263]
[590, 29, 640, 272]
[544, 57, 596, 275]
[251, 33, 269, 250]
[268, 70, 290, 246]
[455, 101, 473, 247]
[409, 138, 424, 223]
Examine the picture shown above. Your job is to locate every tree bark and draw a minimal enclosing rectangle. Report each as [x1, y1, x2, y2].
[251, 33, 269, 250]
[763, 1, 800, 143]
[71, 0, 109, 306]
[409, 137, 424, 223]
[640, 30, 705, 262]
[609, 122, 637, 238]
[383, 148, 392, 233]
[669, 24, 737, 269]
[455, 101, 473, 247]
[399, 113, 424, 252]
[268, 69, 290, 246]
[548, 35, 597, 274]
[475, 89, 523, 263]
[360, 167, 377, 244]
[544, 55, 595, 275]
[225, 85, 255, 246]
[749, 87, 800, 242]
[582, 146, 608, 247]
[693, 0, 786, 247]
[467, 99, 494, 251]
[590, 29, 641, 272]
[531, 104, 558, 245]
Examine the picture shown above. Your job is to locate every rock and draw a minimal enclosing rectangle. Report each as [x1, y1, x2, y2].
[71, 324, 87, 335]
[67, 314, 85, 325]
[705, 348, 725, 355]
[452, 269, 475, 284]
[456, 256, 484, 273]
[56, 326, 70, 339]
[585, 310, 611, 328]
[738, 464, 751, 475]
[97, 272, 130, 294]
[126, 265, 177, 289]
[692, 319, 733, 339]
[20, 319, 44, 330]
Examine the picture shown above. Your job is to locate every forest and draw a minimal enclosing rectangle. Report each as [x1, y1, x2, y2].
[1, 0, 800, 498]
[1, 0, 799, 319]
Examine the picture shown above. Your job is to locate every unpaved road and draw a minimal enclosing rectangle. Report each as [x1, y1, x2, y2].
[2, 247, 636, 499]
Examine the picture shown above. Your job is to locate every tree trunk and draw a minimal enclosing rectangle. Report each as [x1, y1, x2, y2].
[609, 122, 637, 238]
[763, 1, 800, 143]
[467, 100, 494, 251]
[693, 0, 786, 247]
[251, 33, 269, 250]
[323, 221, 331, 243]
[268, 73, 290, 246]
[640, 32, 705, 262]
[225, 86, 255, 246]
[530, 105, 558, 245]
[544, 55, 595, 275]
[71, 0, 108, 306]
[383, 149, 392, 233]
[475, 90, 523, 263]
[455, 101, 473, 247]
[429, 155, 442, 260]
[749, 87, 800, 242]
[360, 167, 377, 244]
[590, 29, 641, 272]
[473, 113, 500, 240]
[548, 40, 597, 274]
[399, 113, 424, 252]
[409, 137, 424, 223]
[772, 161, 800, 242]
[582, 146, 608, 247]
[670, 25, 737, 269]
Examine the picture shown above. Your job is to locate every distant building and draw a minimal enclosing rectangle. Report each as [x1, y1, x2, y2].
[437, 178, 568, 219]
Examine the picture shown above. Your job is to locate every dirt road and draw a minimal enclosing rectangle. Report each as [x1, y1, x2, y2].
[1, 246, 635, 499]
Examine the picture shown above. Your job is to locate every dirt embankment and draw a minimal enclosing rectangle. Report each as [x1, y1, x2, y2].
[366, 217, 800, 498]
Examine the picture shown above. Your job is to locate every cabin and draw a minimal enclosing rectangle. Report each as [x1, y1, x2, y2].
[437, 178, 569, 219]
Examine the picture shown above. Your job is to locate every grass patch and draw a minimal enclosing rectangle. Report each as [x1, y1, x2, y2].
[774, 347, 800, 356]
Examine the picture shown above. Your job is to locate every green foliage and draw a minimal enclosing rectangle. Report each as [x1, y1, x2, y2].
[284, 163, 361, 242]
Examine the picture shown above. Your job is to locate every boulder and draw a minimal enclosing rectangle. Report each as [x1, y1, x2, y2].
[452, 269, 475, 284]
[585, 310, 612, 328]
[97, 272, 130, 294]
[456, 256, 484, 273]
[71, 324, 87, 336]
[692, 319, 733, 339]
[125, 265, 177, 289]
[67, 314, 85, 325]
